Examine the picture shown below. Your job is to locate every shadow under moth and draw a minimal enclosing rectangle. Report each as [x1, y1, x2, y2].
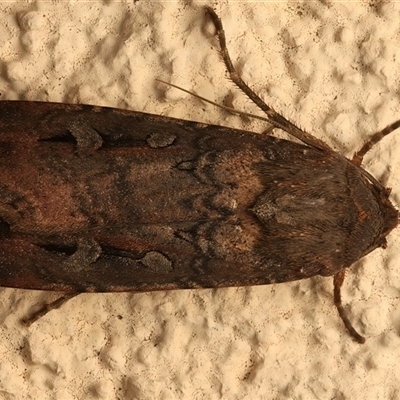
[0, 7, 398, 343]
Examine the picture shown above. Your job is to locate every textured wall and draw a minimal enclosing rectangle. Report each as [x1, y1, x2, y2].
[0, 1, 399, 399]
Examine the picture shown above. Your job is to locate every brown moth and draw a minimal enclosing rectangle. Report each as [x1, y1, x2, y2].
[0, 7, 398, 342]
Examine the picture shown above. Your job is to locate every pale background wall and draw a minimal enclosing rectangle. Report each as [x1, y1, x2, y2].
[0, 1, 399, 399]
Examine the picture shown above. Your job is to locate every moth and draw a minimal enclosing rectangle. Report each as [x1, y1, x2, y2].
[0, 7, 398, 343]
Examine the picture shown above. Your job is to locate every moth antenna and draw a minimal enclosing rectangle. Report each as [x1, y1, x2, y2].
[156, 78, 272, 124]
[204, 6, 331, 151]
[333, 270, 366, 343]
[353, 119, 400, 165]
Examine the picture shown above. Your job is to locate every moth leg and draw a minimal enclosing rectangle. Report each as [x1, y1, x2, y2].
[333, 270, 365, 343]
[204, 7, 330, 151]
[21, 293, 78, 327]
[352, 118, 400, 165]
